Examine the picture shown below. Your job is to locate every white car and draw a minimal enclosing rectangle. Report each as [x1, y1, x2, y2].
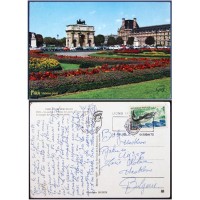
[113, 45, 121, 50]
[108, 46, 114, 50]
[70, 47, 76, 51]
[94, 46, 101, 50]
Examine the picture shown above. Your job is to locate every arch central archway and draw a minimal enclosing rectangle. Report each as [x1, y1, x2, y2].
[73, 39, 77, 47]
[80, 34, 85, 47]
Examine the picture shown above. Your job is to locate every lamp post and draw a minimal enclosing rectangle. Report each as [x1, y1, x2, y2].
[155, 30, 157, 48]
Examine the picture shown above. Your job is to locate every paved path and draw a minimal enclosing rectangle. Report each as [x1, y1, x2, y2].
[56, 51, 98, 57]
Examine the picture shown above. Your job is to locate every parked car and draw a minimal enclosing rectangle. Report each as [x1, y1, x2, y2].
[70, 47, 76, 51]
[87, 47, 95, 51]
[113, 45, 121, 50]
[94, 46, 101, 50]
[144, 45, 155, 48]
[62, 47, 70, 51]
[108, 46, 114, 50]
[102, 46, 109, 50]
[129, 46, 136, 49]
[75, 47, 83, 51]
[41, 47, 48, 51]
[83, 46, 89, 50]
[55, 47, 63, 51]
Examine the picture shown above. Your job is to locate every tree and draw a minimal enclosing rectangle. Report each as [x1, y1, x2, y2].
[44, 37, 53, 46]
[43, 37, 58, 46]
[94, 34, 105, 46]
[59, 37, 66, 46]
[107, 36, 116, 46]
[36, 34, 43, 47]
[127, 37, 134, 45]
[145, 36, 155, 46]
[51, 37, 57, 46]
[116, 36, 123, 45]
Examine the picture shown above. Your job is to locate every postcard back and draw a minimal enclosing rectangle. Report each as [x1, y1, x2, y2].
[30, 101, 171, 198]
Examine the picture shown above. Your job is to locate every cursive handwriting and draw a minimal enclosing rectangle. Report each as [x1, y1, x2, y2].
[101, 129, 146, 145]
[30, 104, 98, 198]
[119, 177, 161, 194]
[100, 146, 151, 170]
[119, 166, 152, 175]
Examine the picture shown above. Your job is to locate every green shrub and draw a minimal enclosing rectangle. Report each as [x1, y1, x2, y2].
[79, 61, 97, 68]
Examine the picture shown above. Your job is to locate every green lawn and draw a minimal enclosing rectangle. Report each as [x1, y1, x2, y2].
[60, 63, 80, 70]
[42, 51, 55, 55]
[89, 53, 169, 59]
[50, 77, 170, 99]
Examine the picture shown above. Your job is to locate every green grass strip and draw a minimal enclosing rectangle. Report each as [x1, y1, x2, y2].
[60, 63, 80, 70]
[49, 77, 171, 99]
[89, 53, 170, 59]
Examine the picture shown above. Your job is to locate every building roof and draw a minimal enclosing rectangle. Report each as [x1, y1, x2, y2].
[132, 24, 171, 33]
[67, 24, 94, 27]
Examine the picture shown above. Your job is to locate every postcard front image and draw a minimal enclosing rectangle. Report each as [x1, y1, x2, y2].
[28, 1, 171, 99]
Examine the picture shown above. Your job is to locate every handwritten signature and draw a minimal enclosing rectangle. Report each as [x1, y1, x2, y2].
[119, 177, 161, 194]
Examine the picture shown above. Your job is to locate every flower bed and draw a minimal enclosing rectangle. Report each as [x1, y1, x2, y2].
[29, 52, 171, 67]
[29, 52, 152, 65]
[29, 67, 170, 98]
[114, 49, 141, 54]
[141, 48, 170, 54]
[114, 48, 170, 53]
[114, 48, 170, 55]
[29, 52, 50, 58]
[29, 58, 170, 81]
[29, 57, 62, 72]
[29, 52, 171, 98]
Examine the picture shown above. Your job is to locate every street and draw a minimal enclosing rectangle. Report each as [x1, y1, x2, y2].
[55, 51, 98, 57]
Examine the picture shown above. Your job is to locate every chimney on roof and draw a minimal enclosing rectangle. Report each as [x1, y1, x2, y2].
[133, 18, 137, 29]
[122, 18, 125, 27]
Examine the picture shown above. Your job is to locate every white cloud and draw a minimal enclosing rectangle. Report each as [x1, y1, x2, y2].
[115, 19, 121, 23]
[97, 24, 106, 31]
[89, 10, 96, 15]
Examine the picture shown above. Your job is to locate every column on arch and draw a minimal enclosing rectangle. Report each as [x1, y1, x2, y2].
[77, 32, 80, 47]
[91, 32, 95, 47]
[85, 32, 89, 47]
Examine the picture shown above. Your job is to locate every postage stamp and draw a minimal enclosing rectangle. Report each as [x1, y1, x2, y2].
[124, 106, 166, 135]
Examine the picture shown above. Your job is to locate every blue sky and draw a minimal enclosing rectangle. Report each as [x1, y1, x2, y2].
[29, 1, 171, 38]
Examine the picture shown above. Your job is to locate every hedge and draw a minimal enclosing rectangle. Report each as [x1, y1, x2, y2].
[58, 58, 145, 66]
[29, 67, 170, 98]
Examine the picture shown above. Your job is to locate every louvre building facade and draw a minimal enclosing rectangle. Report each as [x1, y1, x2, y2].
[118, 18, 171, 47]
